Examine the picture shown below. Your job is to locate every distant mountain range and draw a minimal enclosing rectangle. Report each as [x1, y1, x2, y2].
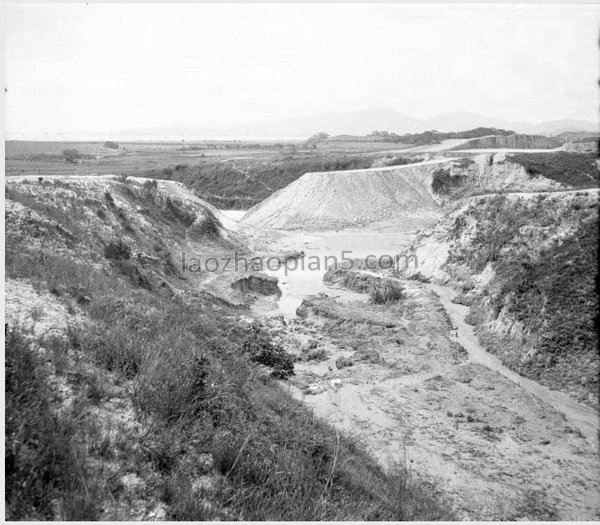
[10, 107, 597, 141]
[167, 108, 598, 140]
[218, 108, 597, 139]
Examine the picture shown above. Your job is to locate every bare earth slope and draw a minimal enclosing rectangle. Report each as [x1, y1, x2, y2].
[451, 134, 563, 150]
[241, 160, 449, 231]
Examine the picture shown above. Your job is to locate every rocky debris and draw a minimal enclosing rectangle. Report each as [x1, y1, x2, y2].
[5, 279, 79, 340]
[230, 273, 281, 296]
[136, 252, 161, 264]
[276, 250, 305, 263]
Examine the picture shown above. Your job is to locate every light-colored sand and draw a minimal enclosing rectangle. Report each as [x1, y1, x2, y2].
[241, 160, 449, 230]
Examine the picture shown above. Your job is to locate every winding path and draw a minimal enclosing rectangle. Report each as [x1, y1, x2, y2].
[428, 282, 600, 449]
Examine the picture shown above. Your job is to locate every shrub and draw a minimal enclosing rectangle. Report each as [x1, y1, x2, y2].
[62, 149, 81, 163]
[165, 197, 196, 227]
[431, 168, 466, 196]
[307, 348, 328, 361]
[143, 179, 158, 191]
[243, 325, 295, 379]
[406, 272, 432, 283]
[369, 281, 405, 304]
[113, 259, 153, 290]
[188, 210, 220, 239]
[453, 157, 475, 169]
[104, 191, 115, 206]
[104, 239, 131, 260]
[336, 356, 354, 369]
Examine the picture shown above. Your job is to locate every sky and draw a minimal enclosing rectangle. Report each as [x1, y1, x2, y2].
[4, 2, 600, 139]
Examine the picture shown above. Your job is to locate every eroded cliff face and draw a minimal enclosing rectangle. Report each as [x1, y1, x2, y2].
[430, 154, 566, 204]
[231, 274, 281, 296]
[451, 133, 563, 150]
[396, 189, 599, 407]
[563, 140, 598, 153]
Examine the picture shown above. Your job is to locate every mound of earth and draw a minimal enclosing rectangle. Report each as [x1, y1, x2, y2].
[241, 161, 449, 231]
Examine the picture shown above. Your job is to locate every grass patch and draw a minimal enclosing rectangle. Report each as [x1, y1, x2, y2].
[324, 268, 405, 304]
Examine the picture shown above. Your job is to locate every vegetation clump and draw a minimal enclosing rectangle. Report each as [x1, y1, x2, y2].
[431, 168, 467, 196]
[369, 280, 405, 304]
[103, 239, 131, 260]
[243, 325, 295, 378]
[165, 196, 197, 227]
[62, 148, 81, 163]
[506, 152, 599, 188]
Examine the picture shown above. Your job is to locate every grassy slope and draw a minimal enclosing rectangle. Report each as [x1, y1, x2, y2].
[144, 154, 377, 209]
[5, 177, 449, 520]
[506, 152, 599, 188]
[445, 193, 599, 405]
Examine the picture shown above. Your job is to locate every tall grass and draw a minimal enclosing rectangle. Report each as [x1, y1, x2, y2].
[4, 180, 449, 520]
[5, 329, 101, 520]
[369, 280, 405, 304]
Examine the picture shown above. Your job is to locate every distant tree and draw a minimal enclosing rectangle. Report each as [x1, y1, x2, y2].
[368, 130, 403, 142]
[62, 149, 81, 163]
[307, 132, 330, 143]
[103, 141, 120, 149]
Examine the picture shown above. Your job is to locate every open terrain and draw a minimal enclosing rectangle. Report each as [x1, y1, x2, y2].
[5, 132, 600, 520]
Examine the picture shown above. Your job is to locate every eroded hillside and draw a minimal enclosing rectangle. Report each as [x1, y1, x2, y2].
[396, 189, 599, 407]
[241, 152, 595, 231]
[451, 133, 563, 150]
[4, 175, 447, 520]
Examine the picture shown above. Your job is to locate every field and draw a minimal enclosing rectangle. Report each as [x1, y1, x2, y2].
[5, 140, 424, 209]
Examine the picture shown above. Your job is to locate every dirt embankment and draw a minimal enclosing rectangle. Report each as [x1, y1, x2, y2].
[231, 274, 281, 296]
[394, 189, 600, 407]
[241, 160, 449, 231]
[451, 134, 563, 150]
